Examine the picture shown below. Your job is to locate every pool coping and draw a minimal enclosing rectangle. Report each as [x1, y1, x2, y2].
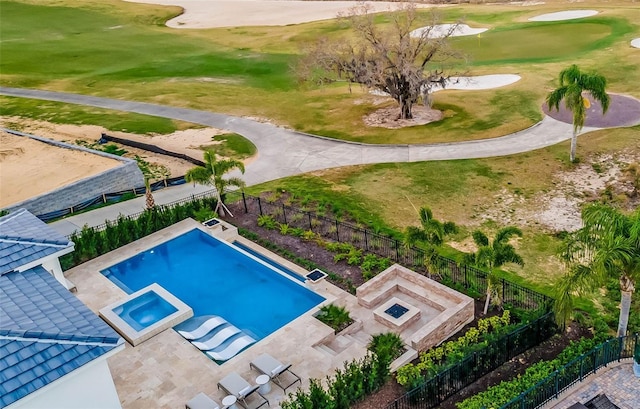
[99, 283, 193, 346]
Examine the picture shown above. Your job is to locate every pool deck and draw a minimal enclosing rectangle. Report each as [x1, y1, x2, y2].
[65, 219, 413, 409]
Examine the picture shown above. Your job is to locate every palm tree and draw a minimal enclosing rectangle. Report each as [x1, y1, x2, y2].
[464, 227, 524, 315]
[144, 178, 155, 210]
[555, 204, 639, 336]
[404, 207, 445, 247]
[404, 206, 454, 277]
[546, 64, 610, 163]
[185, 151, 245, 217]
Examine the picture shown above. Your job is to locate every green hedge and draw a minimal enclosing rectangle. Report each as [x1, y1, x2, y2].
[457, 334, 609, 409]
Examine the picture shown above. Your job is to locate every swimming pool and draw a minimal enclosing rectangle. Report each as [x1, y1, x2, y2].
[232, 241, 305, 282]
[101, 229, 325, 341]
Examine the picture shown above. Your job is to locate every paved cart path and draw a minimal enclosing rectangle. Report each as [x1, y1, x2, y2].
[0, 87, 598, 235]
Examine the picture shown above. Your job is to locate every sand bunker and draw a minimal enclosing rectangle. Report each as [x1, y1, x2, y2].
[411, 24, 488, 39]
[631, 39, 640, 49]
[128, 0, 431, 29]
[431, 75, 521, 92]
[528, 10, 598, 22]
[0, 131, 121, 208]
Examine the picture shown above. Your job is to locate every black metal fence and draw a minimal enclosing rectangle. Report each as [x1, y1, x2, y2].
[501, 334, 638, 409]
[239, 193, 553, 312]
[383, 312, 557, 409]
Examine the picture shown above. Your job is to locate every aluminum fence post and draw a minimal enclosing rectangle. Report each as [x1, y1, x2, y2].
[335, 220, 340, 241]
[282, 203, 287, 224]
[242, 192, 247, 213]
[554, 371, 559, 399]
[395, 239, 400, 262]
[308, 213, 313, 230]
[257, 197, 263, 215]
[364, 230, 368, 251]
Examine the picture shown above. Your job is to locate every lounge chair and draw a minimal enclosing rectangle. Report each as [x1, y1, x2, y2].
[217, 372, 269, 409]
[206, 335, 256, 362]
[177, 316, 227, 340]
[192, 326, 241, 351]
[186, 392, 220, 409]
[249, 353, 301, 392]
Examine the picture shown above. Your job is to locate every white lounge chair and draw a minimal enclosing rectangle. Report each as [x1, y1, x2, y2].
[192, 326, 241, 351]
[250, 353, 301, 392]
[177, 316, 227, 340]
[217, 372, 268, 409]
[186, 392, 220, 409]
[206, 335, 256, 362]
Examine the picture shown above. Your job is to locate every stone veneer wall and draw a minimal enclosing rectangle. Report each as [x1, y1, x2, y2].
[3, 130, 144, 216]
[357, 264, 475, 351]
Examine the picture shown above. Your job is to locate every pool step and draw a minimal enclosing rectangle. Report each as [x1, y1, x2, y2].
[178, 316, 257, 362]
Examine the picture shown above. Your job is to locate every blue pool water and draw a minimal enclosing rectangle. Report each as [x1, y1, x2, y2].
[113, 290, 177, 332]
[102, 229, 324, 340]
[232, 241, 305, 282]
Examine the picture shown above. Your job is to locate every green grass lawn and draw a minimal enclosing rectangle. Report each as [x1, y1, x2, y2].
[2, 0, 640, 332]
[2, 0, 638, 144]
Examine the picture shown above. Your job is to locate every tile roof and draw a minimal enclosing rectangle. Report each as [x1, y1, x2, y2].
[0, 266, 123, 407]
[0, 209, 73, 275]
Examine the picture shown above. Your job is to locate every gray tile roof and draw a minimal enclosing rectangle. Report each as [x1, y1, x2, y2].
[0, 266, 123, 407]
[0, 209, 73, 275]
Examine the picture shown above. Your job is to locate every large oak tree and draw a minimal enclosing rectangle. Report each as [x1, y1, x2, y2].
[299, 4, 464, 119]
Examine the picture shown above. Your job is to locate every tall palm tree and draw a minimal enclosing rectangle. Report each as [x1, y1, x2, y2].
[464, 227, 524, 315]
[555, 204, 639, 336]
[546, 64, 610, 163]
[185, 151, 245, 217]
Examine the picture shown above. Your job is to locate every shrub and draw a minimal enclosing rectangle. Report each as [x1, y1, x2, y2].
[257, 214, 277, 229]
[456, 336, 605, 409]
[316, 304, 352, 332]
[396, 310, 513, 389]
[368, 332, 405, 362]
[281, 353, 391, 409]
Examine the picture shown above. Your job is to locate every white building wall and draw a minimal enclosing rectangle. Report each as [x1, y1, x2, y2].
[7, 359, 122, 409]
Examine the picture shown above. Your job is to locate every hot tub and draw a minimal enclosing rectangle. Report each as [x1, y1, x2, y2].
[113, 290, 178, 332]
[100, 283, 192, 346]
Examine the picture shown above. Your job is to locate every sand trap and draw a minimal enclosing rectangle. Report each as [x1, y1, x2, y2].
[369, 74, 520, 98]
[631, 38, 640, 49]
[411, 24, 488, 39]
[431, 74, 521, 92]
[528, 10, 598, 22]
[0, 131, 122, 208]
[128, 0, 431, 29]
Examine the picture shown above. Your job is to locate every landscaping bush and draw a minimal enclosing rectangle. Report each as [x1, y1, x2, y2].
[368, 332, 405, 362]
[281, 352, 391, 409]
[456, 335, 607, 409]
[396, 310, 513, 389]
[316, 304, 353, 333]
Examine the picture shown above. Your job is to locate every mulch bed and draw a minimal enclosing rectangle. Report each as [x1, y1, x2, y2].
[221, 199, 592, 409]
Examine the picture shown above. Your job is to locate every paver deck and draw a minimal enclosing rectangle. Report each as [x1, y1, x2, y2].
[546, 362, 640, 409]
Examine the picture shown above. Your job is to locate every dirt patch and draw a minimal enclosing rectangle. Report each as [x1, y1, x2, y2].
[363, 105, 444, 129]
[473, 152, 640, 232]
[0, 130, 121, 208]
[1, 116, 227, 180]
